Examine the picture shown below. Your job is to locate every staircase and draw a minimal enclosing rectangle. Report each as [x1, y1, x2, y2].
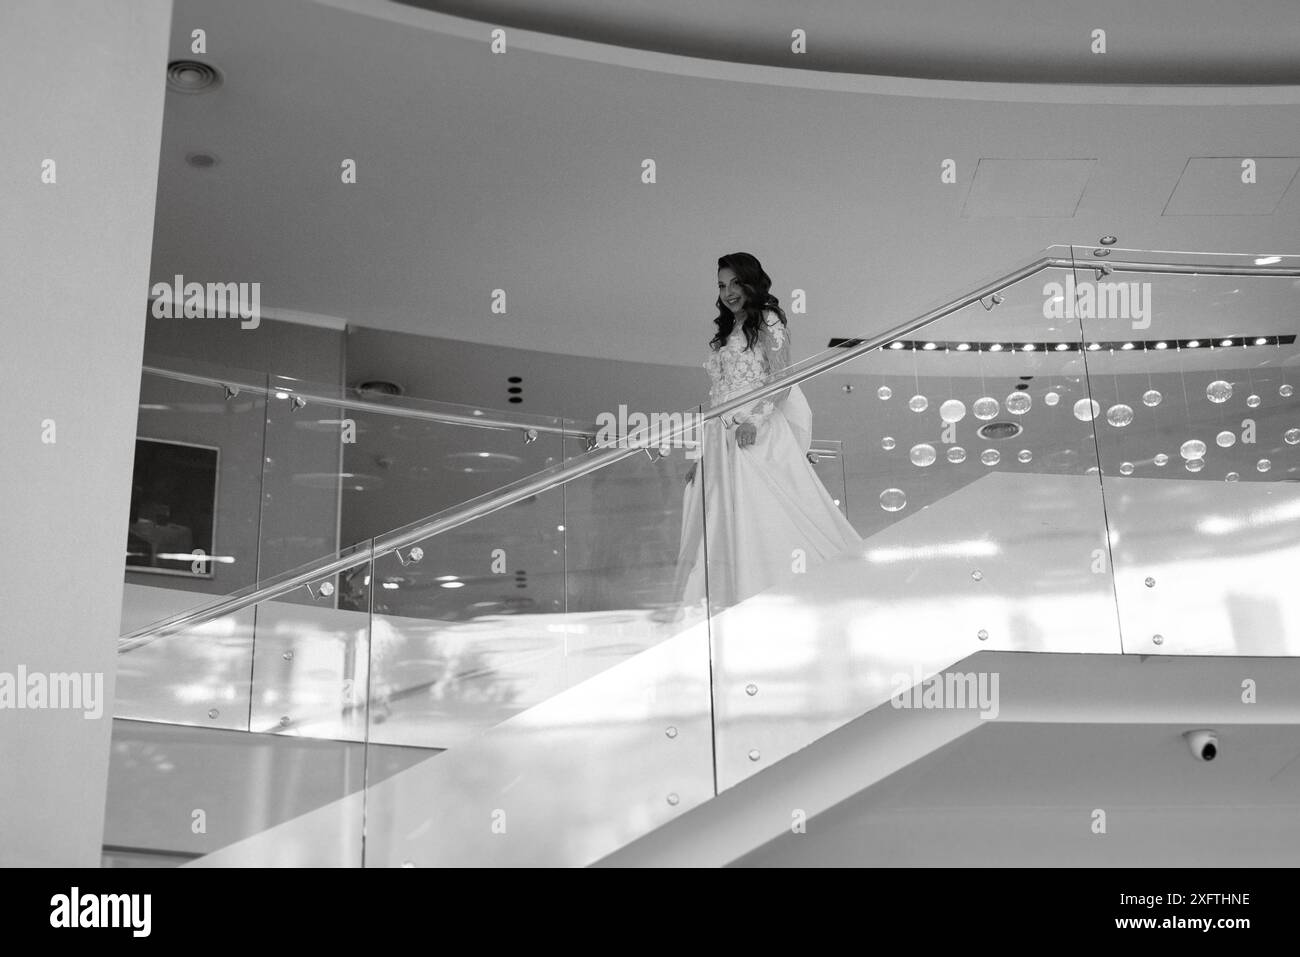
[109, 245, 1300, 867]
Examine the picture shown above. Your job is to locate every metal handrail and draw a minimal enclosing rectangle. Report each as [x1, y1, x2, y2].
[1076, 258, 1300, 278]
[142, 365, 584, 438]
[119, 248, 1300, 648]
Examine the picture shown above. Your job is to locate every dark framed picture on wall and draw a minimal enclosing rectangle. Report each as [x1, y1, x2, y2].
[126, 437, 220, 578]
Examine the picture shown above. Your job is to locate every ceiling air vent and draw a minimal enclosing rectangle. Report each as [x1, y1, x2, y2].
[167, 60, 222, 94]
[978, 421, 1023, 441]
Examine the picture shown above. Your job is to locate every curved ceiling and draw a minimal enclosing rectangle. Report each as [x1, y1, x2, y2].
[396, 0, 1300, 85]
[150, 0, 1300, 373]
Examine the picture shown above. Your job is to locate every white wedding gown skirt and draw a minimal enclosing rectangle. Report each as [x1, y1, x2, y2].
[672, 386, 864, 611]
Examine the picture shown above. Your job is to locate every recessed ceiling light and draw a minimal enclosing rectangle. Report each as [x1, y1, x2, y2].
[356, 379, 403, 397]
[1099, 236, 1118, 246]
[167, 60, 222, 94]
[1255, 256, 1282, 266]
[978, 421, 1023, 440]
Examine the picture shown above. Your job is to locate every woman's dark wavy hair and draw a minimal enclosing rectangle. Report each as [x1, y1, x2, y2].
[711, 252, 788, 352]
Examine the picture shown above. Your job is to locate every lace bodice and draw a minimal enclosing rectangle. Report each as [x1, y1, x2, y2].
[704, 310, 792, 425]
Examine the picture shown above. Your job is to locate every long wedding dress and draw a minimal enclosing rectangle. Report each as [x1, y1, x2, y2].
[671, 310, 864, 612]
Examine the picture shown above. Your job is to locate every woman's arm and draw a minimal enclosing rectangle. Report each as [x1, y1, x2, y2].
[731, 311, 792, 427]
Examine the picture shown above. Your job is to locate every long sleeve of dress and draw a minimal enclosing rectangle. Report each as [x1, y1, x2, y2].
[731, 312, 792, 427]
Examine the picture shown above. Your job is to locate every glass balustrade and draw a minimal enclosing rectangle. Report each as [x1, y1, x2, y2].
[358, 408, 714, 867]
[106, 544, 378, 866]
[705, 257, 1122, 791]
[125, 356, 270, 628]
[1068, 247, 1300, 656]
[111, 246, 1300, 867]
[119, 356, 566, 721]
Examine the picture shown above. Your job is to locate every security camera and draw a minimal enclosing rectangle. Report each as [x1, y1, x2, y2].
[1184, 729, 1219, 762]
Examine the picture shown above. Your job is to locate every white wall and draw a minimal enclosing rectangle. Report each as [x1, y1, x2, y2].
[0, 0, 172, 865]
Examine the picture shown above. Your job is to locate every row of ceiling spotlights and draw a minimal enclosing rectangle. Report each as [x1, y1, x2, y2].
[848, 335, 1298, 354]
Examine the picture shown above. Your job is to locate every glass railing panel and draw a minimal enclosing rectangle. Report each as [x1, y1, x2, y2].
[126, 358, 270, 616]
[260, 372, 567, 551]
[1071, 247, 1300, 656]
[104, 544, 376, 867]
[365, 485, 567, 751]
[244, 554, 376, 741]
[565, 409, 703, 620]
[115, 539, 371, 727]
[114, 603, 256, 731]
[704, 264, 1122, 791]
[120, 358, 271, 724]
[360, 415, 714, 866]
[256, 373, 351, 602]
[125, 355, 567, 629]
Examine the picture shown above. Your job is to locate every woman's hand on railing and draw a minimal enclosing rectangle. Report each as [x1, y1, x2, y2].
[735, 421, 758, 449]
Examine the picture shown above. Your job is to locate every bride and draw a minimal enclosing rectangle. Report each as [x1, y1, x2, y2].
[666, 252, 863, 615]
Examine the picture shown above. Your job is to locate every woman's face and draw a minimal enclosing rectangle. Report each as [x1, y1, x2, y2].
[718, 268, 746, 316]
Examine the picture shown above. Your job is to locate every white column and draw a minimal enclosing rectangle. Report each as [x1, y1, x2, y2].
[0, 0, 173, 866]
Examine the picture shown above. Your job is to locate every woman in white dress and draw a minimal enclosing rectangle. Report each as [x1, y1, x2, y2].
[668, 252, 864, 615]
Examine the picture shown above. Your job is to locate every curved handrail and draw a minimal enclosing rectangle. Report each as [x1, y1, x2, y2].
[119, 248, 1300, 649]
